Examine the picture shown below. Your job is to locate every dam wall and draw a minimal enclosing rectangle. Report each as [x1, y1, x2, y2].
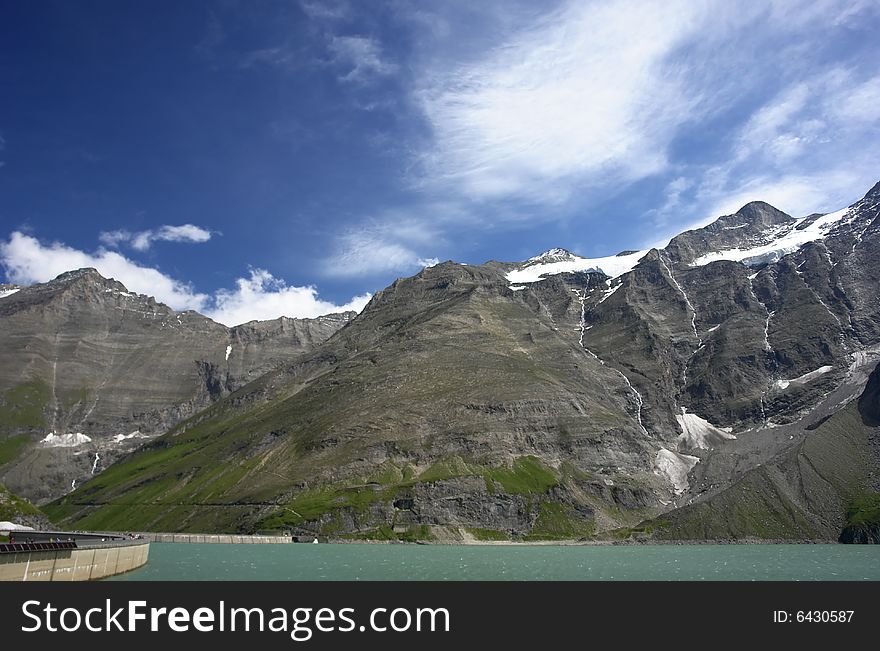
[0, 541, 149, 581]
[141, 533, 290, 544]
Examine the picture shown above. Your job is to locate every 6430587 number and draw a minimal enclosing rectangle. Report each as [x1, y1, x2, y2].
[796, 611, 853, 623]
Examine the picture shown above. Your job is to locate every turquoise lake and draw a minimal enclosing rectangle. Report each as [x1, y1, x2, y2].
[107, 543, 880, 581]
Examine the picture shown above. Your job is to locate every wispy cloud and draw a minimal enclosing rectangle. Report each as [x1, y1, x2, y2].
[323, 230, 428, 278]
[321, 214, 443, 278]
[239, 46, 300, 70]
[648, 65, 880, 240]
[99, 224, 214, 251]
[1, 232, 369, 326]
[412, 0, 880, 228]
[702, 171, 869, 222]
[328, 35, 397, 83]
[194, 11, 225, 60]
[299, 0, 350, 22]
[415, 0, 711, 203]
[732, 69, 880, 169]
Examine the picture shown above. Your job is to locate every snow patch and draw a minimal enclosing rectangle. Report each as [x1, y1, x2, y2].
[691, 207, 851, 267]
[225, 344, 232, 361]
[596, 283, 621, 305]
[40, 432, 92, 447]
[509, 285, 526, 291]
[507, 249, 648, 285]
[654, 448, 700, 495]
[0, 288, 20, 299]
[112, 430, 143, 444]
[774, 365, 834, 390]
[675, 408, 736, 450]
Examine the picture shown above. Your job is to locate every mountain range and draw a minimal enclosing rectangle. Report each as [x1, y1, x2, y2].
[0, 271, 352, 502]
[4, 180, 880, 542]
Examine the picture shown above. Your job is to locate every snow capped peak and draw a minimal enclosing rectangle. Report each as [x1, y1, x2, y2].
[505, 191, 865, 286]
[690, 206, 853, 268]
[527, 248, 580, 264]
[507, 248, 649, 285]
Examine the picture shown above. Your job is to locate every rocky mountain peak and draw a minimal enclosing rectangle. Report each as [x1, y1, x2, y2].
[527, 248, 580, 264]
[53, 267, 108, 283]
[50, 267, 130, 294]
[664, 200, 795, 265]
[862, 180, 880, 201]
[724, 201, 792, 229]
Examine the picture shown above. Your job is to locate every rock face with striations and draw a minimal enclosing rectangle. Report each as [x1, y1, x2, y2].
[36, 180, 880, 540]
[0, 269, 353, 502]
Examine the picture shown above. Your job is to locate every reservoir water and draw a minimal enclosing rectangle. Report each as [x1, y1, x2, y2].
[107, 543, 880, 581]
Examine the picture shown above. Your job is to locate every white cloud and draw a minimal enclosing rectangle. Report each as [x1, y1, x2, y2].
[328, 35, 397, 83]
[207, 268, 371, 325]
[99, 224, 214, 251]
[97, 230, 131, 248]
[416, 0, 712, 203]
[1, 232, 209, 311]
[0, 232, 370, 326]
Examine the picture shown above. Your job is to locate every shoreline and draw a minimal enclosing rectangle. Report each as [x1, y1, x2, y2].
[129, 534, 841, 546]
[324, 537, 839, 546]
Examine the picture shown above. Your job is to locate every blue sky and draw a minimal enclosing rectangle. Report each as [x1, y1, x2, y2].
[1, 0, 879, 325]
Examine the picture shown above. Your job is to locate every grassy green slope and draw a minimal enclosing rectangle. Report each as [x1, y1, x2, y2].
[0, 482, 48, 525]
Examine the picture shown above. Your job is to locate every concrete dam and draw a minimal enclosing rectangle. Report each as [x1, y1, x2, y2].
[0, 529, 297, 581]
[0, 531, 149, 581]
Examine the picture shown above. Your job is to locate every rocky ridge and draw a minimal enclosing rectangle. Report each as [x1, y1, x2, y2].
[0, 270, 353, 502]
